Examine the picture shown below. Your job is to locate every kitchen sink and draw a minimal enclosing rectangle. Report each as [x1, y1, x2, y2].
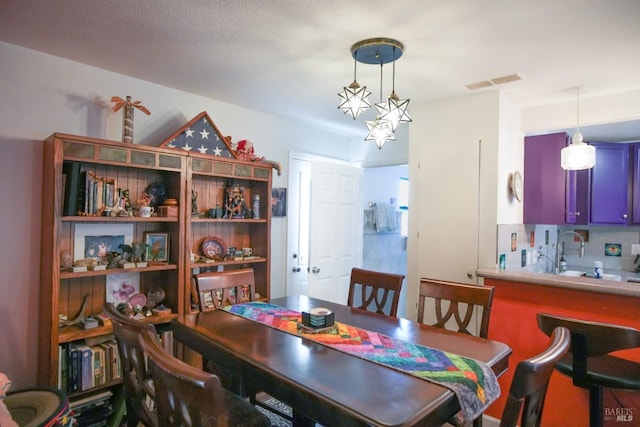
[558, 270, 621, 281]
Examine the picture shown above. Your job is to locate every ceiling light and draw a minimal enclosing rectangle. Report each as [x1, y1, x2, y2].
[338, 37, 411, 148]
[561, 88, 596, 170]
[337, 52, 371, 120]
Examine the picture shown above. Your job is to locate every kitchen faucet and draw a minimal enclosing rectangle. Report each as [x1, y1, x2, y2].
[555, 231, 585, 274]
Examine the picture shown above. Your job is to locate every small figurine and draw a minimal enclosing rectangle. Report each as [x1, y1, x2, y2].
[234, 139, 282, 176]
[191, 190, 199, 215]
[111, 95, 151, 144]
[223, 181, 249, 218]
[121, 189, 133, 215]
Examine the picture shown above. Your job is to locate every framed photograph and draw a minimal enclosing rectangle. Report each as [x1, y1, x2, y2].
[272, 187, 287, 217]
[106, 272, 140, 305]
[74, 223, 133, 262]
[143, 231, 170, 262]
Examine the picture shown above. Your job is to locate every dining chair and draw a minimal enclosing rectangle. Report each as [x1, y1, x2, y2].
[138, 328, 271, 427]
[193, 268, 257, 312]
[103, 302, 157, 427]
[418, 278, 495, 338]
[347, 267, 405, 317]
[193, 268, 300, 423]
[499, 326, 571, 427]
[537, 313, 640, 427]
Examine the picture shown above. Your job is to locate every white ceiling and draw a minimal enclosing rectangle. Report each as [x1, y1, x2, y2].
[1, 0, 640, 139]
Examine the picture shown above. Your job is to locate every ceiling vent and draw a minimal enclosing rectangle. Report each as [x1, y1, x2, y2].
[465, 73, 524, 91]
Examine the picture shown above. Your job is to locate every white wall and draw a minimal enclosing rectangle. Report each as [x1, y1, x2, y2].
[361, 165, 408, 209]
[522, 89, 640, 134]
[0, 42, 358, 387]
[406, 90, 521, 320]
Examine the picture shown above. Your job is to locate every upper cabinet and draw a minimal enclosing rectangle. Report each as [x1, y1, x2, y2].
[632, 144, 640, 224]
[524, 133, 584, 224]
[590, 143, 629, 224]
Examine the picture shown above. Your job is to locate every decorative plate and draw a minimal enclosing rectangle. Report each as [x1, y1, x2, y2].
[510, 171, 523, 202]
[201, 236, 227, 260]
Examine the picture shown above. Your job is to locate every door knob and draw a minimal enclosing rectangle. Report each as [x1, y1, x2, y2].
[292, 266, 301, 273]
[311, 267, 320, 274]
[466, 272, 474, 279]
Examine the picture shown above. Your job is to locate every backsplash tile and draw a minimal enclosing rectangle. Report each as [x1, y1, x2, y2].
[497, 224, 640, 273]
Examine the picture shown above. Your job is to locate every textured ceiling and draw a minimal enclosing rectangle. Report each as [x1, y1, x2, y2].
[1, 0, 639, 138]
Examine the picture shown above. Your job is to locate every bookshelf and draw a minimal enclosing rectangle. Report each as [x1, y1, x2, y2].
[39, 133, 272, 421]
[37, 133, 187, 424]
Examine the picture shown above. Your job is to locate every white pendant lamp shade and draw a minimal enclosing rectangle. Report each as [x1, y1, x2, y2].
[561, 131, 596, 170]
[562, 87, 595, 170]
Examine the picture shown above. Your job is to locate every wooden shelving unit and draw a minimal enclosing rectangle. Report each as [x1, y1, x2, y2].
[38, 132, 272, 422]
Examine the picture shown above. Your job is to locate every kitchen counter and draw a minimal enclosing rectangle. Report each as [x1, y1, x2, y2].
[477, 267, 640, 426]
[477, 267, 640, 298]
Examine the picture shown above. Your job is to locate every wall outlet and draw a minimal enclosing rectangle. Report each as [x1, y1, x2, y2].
[632, 244, 640, 255]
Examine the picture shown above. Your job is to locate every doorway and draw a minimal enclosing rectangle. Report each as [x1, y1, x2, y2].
[286, 154, 362, 304]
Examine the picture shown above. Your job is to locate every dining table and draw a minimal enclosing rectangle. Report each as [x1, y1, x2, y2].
[170, 295, 512, 427]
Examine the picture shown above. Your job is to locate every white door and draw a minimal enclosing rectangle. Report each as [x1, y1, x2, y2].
[286, 158, 310, 296]
[307, 161, 362, 303]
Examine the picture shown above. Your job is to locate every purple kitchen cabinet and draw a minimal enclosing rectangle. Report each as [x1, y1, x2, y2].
[524, 133, 579, 224]
[631, 143, 640, 224]
[590, 143, 629, 224]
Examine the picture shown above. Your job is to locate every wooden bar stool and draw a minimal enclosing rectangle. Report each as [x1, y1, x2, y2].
[538, 313, 640, 427]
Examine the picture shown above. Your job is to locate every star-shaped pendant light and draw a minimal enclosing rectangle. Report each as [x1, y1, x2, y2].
[374, 59, 411, 131]
[338, 80, 371, 120]
[365, 116, 396, 149]
[376, 93, 412, 132]
[337, 38, 411, 147]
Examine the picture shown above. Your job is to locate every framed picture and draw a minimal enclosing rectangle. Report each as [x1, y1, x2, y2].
[272, 187, 287, 217]
[74, 223, 133, 262]
[106, 272, 140, 305]
[143, 231, 170, 262]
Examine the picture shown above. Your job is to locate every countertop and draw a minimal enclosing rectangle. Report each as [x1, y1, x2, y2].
[477, 267, 640, 298]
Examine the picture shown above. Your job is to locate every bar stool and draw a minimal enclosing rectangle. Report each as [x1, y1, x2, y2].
[537, 313, 640, 427]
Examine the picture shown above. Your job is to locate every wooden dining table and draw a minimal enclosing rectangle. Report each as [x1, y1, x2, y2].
[170, 295, 511, 427]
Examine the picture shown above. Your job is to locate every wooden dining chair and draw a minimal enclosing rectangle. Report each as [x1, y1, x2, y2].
[193, 268, 299, 423]
[347, 267, 405, 317]
[537, 313, 640, 427]
[103, 302, 157, 427]
[418, 278, 495, 338]
[499, 326, 571, 427]
[193, 268, 257, 312]
[138, 328, 271, 427]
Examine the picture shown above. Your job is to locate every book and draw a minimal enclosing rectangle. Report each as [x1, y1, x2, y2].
[68, 343, 80, 393]
[77, 170, 87, 214]
[90, 345, 106, 386]
[97, 342, 112, 382]
[62, 161, 81, 216]
[75, 343, 95, 391]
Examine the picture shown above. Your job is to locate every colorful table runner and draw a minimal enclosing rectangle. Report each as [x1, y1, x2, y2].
[223, 302, 500, 426]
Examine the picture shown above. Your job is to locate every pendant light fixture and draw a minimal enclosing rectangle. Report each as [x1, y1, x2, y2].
[375, 47, 412, 132]
[365, 63, 395, 149]
[561, 88, 596, 170]
[337, 50, 371, 120]
[338, 37, 411, 147]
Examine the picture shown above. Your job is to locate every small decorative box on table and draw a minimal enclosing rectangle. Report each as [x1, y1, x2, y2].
[301, 308, 334, 333]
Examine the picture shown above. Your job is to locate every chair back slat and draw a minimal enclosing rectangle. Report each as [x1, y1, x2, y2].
[347, 267, 405, 317]
[418, 278, 494, 338]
